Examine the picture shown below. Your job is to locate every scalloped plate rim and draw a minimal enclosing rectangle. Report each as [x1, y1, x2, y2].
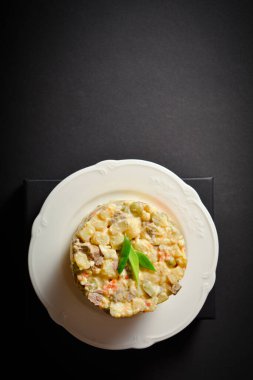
[28, 159, 219, 349]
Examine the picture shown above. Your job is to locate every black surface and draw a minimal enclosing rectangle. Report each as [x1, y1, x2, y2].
[25, 177, 215, 318]
[3, 0, 253, 378]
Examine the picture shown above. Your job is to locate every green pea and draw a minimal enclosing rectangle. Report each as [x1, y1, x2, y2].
[130, 202, 143, 216]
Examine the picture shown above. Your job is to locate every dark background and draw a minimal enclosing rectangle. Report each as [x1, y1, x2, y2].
[3, 0, 253, 378]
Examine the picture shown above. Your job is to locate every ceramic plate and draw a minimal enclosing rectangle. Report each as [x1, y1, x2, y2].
[28, 159, 219, 349]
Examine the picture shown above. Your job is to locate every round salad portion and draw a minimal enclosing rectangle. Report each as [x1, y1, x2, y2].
[70, 200, 187, 318]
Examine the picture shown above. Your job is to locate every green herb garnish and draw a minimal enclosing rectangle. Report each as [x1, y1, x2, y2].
[129, 247, 139, 285]
[135, 251, 156, 271]
[117, 236, 156, 283]
[118, 236, 131, 274]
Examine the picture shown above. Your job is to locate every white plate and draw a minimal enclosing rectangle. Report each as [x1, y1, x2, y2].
[28, 159, 218, 349]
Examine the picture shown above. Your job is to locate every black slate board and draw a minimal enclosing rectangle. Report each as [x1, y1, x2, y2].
[25, 177, 215, 319]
